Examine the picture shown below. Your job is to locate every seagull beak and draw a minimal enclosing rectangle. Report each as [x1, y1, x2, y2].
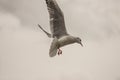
[80, 42, 83, 47]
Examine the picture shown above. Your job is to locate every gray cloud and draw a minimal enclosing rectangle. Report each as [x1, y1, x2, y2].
[0, 0, 120, 40]
[62, 0, 120, 40]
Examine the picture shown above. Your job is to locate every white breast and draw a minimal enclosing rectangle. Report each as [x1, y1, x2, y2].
[58, 36, 76, 47]
[58, 36, 68, 42]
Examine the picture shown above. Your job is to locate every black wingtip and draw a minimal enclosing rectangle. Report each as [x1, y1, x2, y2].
[45, 0, 49, 4]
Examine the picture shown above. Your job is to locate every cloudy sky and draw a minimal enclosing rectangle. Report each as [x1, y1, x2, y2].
[0, 0, 120, 80]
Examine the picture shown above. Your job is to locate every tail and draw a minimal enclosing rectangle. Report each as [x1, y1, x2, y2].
[38, 24, 52, 38]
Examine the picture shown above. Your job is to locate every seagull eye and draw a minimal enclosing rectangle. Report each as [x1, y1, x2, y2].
[77, 37, 81, 41]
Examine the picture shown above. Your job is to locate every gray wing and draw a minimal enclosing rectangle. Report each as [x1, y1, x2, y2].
[38, 24, 52, 38]
[45, 0, 68, 38]
[49, 37, 58, 57]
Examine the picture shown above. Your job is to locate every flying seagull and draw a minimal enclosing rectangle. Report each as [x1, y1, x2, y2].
[38, 0, 83, 57]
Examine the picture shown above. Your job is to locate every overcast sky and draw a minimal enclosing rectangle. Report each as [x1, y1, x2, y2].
[0, 0, 120, 80]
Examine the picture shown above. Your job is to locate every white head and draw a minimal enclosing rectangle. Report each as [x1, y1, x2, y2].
[75, 37, 83, 47]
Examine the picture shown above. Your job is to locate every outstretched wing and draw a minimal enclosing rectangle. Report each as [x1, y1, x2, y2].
[45, 0, 68, 38]
[38, 24, 52, 38]
[49, 37, 58, 57]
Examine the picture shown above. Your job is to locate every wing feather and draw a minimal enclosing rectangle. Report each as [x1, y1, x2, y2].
[45, 0, 68, 38]
[49, 37, 58, 57]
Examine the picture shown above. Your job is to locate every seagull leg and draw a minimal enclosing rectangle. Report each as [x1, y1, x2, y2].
[58, 48, 62, 55]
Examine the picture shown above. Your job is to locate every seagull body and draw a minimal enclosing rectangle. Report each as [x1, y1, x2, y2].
[38, 0, 83, 57]
[58, 36, 77, 47]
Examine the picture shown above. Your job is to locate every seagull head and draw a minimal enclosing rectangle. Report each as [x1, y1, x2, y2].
[75, 37, 83, 47]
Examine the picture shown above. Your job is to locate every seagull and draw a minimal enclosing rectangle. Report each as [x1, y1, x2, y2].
[38, 0, 83, 57]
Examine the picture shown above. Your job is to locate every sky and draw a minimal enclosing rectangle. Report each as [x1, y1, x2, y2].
[0, 0, 120, 80]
